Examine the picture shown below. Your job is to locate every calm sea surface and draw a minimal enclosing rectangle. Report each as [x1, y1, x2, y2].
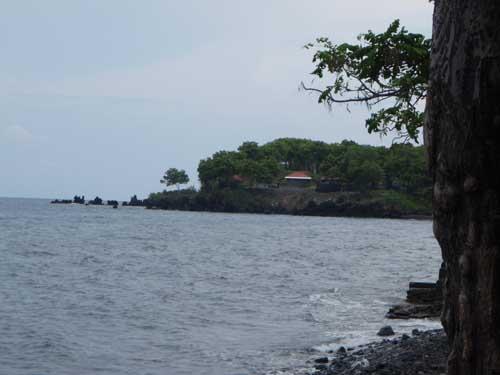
[0, 198, 442, 375]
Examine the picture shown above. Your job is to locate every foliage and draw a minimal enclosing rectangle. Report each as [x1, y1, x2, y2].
[161, 168, 190, 189]
[197, 138, 430, 195]
[303, 20, 430, 142]
[198, 151, 245, 189]
[382, 143, 431, 193]
[349, 161, 384, 191]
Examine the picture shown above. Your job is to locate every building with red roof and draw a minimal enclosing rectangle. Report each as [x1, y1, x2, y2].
[284, 171, 313, 187]
[285, 171, 312, 180]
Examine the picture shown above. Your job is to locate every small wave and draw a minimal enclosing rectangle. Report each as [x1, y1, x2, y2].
[22, 250, 57, 257]
[79, 255, 103, 265]
[303, 312, 317, 322]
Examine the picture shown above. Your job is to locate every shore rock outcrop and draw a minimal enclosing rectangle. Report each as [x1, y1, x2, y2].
[88, 196, 103, 205]
[387, 263, 445, 320]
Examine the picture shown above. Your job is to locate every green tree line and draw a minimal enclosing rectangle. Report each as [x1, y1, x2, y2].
[197, 138, 430, 194]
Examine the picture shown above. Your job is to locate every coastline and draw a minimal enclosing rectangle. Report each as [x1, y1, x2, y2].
[307, 329, 447, 375]
[302, 280, 445, 374]
[145, 206, 432, 221]
[145, 188, 432, 220]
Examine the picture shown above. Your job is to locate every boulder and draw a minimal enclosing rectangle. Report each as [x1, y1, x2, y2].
[377, 326, 395, 337]
[314, 357, 329, 364]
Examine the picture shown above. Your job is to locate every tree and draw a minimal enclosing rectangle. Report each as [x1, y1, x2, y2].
[254, 158, 282, 184]
[160, 168, 189, 190]
[238, 141, 260, 160]
[383, 143, 430, 193]
[198, 151, 244, 190]
[349, 160, 384, 192]
[306, 13, 500, 373]
[197, 138, 430, 196]
[425, 2, 500, 374]
[303, 20, 430, 142]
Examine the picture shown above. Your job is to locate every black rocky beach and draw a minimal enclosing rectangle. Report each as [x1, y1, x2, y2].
[308, 329, 447, 375]
[303, 277, 446, 375]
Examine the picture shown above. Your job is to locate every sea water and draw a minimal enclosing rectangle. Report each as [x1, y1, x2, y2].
[0, 198, 442, 375]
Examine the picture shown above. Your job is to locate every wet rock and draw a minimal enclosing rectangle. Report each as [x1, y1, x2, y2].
[386, 302, 442, 319]
[73, 195, 85, 204]
[314, 357, 329, 364]
[313, 330, 447, 375]
[314, 364, 328, 371]
[387, 280, 443, 320]
[337, 346, 347, 354]
[377, 326, 395, 336]
[412, 329, 420, 336]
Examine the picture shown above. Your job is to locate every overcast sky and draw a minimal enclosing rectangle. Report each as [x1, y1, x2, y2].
[0, 1, 433, 200]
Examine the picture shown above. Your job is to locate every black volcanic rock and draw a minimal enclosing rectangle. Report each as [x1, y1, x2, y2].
[377, 326, 395, 337]
[313, 330, 447, 375]
[88, 197, 103, 205]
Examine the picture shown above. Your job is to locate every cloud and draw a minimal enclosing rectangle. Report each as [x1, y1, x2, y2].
[0, 1, 433, 198]
[0, 125, 47, 145]
[0, 125, 35, 144]
[12, 0, 433, 107]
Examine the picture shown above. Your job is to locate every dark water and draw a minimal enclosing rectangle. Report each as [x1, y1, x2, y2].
[0, 198, 442, 375]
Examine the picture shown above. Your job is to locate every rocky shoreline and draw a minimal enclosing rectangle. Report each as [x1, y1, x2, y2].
[301, 275, 447, 375]
[146, 188, 432, 219]
[50, 189, 432, 220]
[307, 329, 447, 375]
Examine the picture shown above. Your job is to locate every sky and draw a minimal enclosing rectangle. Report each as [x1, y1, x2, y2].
[0, 0, 434, 200]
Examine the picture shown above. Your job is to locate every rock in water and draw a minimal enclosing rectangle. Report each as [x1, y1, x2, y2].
[377, 325, 395, 336]
[314, 357, 329, 364]
[314, 364, 328, 371]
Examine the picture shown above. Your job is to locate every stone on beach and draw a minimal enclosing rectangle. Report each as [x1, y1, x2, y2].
[377, 325, 395, 337]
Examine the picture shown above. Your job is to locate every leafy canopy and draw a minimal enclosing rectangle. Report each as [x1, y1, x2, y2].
[303, 20, 430, 142]
[197, 138, 430, 194]
[161, 168, 189, 188]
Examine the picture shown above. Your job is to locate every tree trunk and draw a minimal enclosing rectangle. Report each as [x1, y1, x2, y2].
[425, 1, 500, 374]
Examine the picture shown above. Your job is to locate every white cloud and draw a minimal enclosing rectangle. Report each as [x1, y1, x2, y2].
[0, 125, 35, 144]
[13, 0, 433, 107]
[0, 125, 49, 145]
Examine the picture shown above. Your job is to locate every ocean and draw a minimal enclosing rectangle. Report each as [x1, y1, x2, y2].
[0, 198, 442, 375]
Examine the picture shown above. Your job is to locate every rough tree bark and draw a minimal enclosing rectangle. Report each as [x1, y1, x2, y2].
[425, 0, 500, 374]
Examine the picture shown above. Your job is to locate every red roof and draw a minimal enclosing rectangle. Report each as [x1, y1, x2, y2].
[232, 175, 245, 182]
[285, 171, 312, 179]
